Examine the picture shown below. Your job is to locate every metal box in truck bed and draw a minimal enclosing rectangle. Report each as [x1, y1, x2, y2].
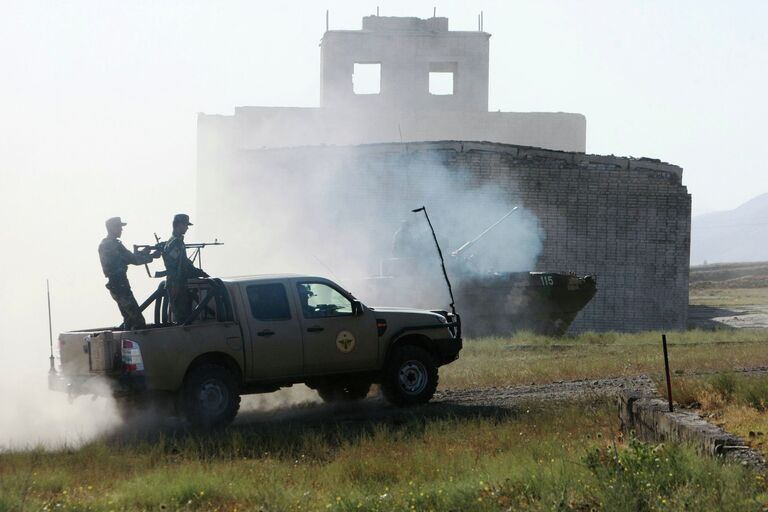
[84, 331, 119, 373]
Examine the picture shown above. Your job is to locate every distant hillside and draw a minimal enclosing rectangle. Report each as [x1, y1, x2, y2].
[691, 193, 768, 265]
[690, 261, 768, 289]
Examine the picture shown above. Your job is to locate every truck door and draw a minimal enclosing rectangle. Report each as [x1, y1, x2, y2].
[295, 281, 379, 375]
[240, 282, 303, 379]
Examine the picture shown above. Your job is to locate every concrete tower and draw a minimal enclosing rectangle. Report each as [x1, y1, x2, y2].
[320, 16, 489, 112]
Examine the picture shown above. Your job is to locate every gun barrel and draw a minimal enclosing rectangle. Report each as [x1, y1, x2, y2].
[185, 241, 224, 249]
[450, 207, 519, 257]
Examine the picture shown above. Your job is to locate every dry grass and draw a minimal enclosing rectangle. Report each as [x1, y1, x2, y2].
[689, 287, 768, 307]
[656, 373, 768, 458]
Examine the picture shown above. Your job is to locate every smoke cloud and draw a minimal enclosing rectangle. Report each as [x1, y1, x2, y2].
[197, 146, 544, 311]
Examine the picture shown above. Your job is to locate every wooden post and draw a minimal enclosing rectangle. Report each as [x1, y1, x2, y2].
[662, 334, 673, 412]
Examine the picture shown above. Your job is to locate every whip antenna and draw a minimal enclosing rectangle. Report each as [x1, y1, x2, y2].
[47, 279, 55, 374]
[412, 206, 456, 316]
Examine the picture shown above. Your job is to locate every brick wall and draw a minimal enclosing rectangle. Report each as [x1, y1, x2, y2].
[359, 141, 690, 331]
[355, 141, 691, 331]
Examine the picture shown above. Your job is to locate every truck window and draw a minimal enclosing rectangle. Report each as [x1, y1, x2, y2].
[247, 283, 291, 321]
[297, 282, 352, 318]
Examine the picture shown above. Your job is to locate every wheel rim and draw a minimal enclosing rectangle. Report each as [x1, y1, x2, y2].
[398, 359, 428, 395]
[198, 378, 228, 416]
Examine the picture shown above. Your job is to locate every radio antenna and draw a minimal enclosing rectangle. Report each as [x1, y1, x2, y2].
[47, 279, 55, 374]
[412, 206, 456, 316]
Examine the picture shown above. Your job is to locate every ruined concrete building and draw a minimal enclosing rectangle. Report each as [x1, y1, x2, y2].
[197, 16, 691, 332]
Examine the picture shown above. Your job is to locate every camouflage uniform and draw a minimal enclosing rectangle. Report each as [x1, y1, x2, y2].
[98, 237, 153, 329]
[162, 234, 207, 323]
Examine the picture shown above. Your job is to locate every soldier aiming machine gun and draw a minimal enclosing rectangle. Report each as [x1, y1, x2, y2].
[134, 233, 223, 278]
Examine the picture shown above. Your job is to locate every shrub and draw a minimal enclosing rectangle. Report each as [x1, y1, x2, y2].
[584, 437, 687, 512]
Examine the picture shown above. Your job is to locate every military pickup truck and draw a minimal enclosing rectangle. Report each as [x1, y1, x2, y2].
[49, 275, 461, 428]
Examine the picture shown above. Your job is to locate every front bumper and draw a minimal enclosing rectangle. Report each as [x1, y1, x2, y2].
[432, 336, 463, 365]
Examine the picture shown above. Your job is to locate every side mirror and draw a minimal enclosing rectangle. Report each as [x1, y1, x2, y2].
[351, 300, 364, 316]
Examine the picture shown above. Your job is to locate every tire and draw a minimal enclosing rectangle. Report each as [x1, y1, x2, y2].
[316, 382, 371, 403]
[181, 363, 241, 429]
[381, 345, 438, 407]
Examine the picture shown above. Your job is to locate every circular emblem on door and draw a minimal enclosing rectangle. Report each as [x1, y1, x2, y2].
[335, 330, 356, 353]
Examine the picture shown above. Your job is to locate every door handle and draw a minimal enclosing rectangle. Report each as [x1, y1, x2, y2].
[306, 326, 324, 333]
[257, 329, 275, 337]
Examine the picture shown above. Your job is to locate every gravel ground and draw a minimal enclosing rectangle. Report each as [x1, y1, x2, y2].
[230, 375, 659, 428]
[434, 375, 657, 407]
[689, 303, 768, 329]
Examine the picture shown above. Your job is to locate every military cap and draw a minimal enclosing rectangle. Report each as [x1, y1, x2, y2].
[105, 217, 127, 229]
[173, 213, 193, 226]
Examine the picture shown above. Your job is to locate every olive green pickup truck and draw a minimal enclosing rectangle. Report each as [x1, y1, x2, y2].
[50, 275, 461, 428]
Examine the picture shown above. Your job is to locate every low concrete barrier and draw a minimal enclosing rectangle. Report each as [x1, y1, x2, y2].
[619, 391, 765, 469]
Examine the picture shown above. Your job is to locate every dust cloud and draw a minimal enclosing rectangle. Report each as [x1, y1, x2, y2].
[0, 142, 542, 450]
[240, 385, 321, 411]
[0, 14, 541, 453]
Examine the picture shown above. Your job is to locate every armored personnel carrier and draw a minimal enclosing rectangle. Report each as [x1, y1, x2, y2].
[357, 209, 597, 337]
[451, 270, 596, 336]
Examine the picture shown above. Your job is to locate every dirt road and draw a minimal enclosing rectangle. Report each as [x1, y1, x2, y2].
[229, 376, 658, 428]
[234, 369, 768, 426]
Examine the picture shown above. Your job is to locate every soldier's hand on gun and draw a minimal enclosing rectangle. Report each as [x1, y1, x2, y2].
[150, 249, 162, 259]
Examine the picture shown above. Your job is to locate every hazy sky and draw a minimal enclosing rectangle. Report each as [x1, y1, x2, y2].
[0, 0, 766, 334]
[2, 1, 767, 214]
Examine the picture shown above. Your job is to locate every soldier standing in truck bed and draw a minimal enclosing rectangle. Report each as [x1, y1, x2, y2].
[163, 213, 208, 323]
[98, 217, 159, 329]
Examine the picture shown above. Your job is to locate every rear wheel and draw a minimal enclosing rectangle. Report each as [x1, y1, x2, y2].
[316, 382, 371, 403]
[381, 345, 438, 406]
[181, 363, 240, 429]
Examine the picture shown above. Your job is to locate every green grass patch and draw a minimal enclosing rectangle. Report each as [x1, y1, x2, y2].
[1, 402, 766, 511]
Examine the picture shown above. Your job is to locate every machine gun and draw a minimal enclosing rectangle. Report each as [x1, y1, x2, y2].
[184, 240, 224, 271]
[450, 207, 518, 258]
[134, 234, 224, 278]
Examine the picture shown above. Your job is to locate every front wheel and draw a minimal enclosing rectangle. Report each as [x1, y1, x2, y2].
[181, 364, 241, 429]
[381, 345, 438, 406]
